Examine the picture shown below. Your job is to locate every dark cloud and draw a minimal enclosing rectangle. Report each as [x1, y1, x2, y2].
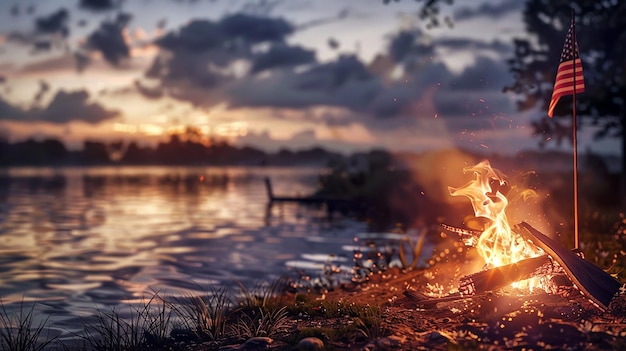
[134, 80, 163, 99]
[156, 20, 224, 52]
[454, 0, 523, 21]
[386, 29, 437, 74]
[227, 54, 452, 120]
[434, 56, 514, 118]
[448, 56, 512, 91]
[33, 40, 55, 53]
[251, 44, 315, 73]
[219, 14, 294, 43]
[85, 12, 132, 66]
[79, 0, 118, 11]
[138, 11, 512, 132]
[227, 55, 379, 111]
[327, 37, 340, 50]
[296, 7, 350, 30]
[0, 89, 119, 124]
[40, 90, 118, 123]
[33, 80, 50, 103]
[434, 91, 513, 118]
[145, 14, 299, 106]
[5, 8, 70, 53]
[35, 8, 70, 37]
[155, 13, 293, 55]
[436, 37, 512, 55]
[156, 18, 167, 30]
[301, 55, 373, 89]
[390, 31, 415, 61]
[0, 97, 24, 119]
[10, 4, 19, 16]
[74, 51, 91, 72]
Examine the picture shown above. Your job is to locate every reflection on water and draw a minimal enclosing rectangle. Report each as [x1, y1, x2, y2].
[0, 166, 375, 334]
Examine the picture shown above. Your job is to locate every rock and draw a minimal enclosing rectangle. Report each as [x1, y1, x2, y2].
[362, 335, 407, 350]
[297, 336, 324, 351]
[239, 337, 273, 350]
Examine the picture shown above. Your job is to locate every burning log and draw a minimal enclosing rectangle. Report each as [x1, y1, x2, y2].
[404, 255, 562, 307]
[458, 255, 555, 296]
[440, 223, 482, 247]
[515, 222, 621, 311]
[408, 222, 621, 311]
[412, 162, 622, 311]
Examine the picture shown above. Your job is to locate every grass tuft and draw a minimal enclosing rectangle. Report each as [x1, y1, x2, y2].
[82, 293, 172, 351]
[0, 299, 57, 351]
[236, 278, 288, 310]
[353, 304, 388, 341]
[169, 285, 232, 342]
[231, 306, 290, 340]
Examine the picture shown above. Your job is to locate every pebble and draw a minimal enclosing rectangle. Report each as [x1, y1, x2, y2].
[297, 336, 324, 351]
[362, 335, 406, 350]
[218, 337, 273, 351]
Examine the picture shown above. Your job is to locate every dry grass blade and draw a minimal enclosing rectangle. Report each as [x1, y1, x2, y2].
[169, 285, 232, 342]
[399, 230, 427, 269]
[0, 299, 57, 351]
[353, 305, 388, 340]
[236, 278, 287, 310]
[82, 293, 172, 350]
[232, 306, 289, 340]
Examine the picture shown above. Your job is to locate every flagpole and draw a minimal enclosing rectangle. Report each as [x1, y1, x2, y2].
[571, 8, 580, 250]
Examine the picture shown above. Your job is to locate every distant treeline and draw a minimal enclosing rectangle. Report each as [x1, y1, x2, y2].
[0, 135, 348, 167]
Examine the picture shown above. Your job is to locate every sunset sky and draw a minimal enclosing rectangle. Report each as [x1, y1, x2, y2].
[0, 0, 618, 154]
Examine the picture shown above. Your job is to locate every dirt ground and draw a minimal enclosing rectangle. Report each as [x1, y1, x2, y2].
[186, 242, 626, 351]
[316, 264, 626, 350]
[193, 258, 626, 350]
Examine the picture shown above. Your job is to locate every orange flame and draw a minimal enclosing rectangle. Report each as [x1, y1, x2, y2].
[449, 160, 541, 270]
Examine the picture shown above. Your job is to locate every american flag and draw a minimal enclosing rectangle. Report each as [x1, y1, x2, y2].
[548, 20, 585, 117]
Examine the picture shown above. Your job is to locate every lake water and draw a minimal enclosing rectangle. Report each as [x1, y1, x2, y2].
[0, 166, 426, 338]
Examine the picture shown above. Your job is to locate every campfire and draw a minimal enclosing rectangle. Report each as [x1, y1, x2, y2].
[405, 160, 621, 311]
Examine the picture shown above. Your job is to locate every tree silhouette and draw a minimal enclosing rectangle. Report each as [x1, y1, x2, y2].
[383, 0, 454, 29]
[505, 0, 626, 204]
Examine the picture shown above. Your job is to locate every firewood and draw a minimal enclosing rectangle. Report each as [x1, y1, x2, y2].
[458, 255, 555, 295]
[515, 222, 621, 311]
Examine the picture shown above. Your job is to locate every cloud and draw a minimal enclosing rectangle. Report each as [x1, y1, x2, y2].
[134, 80, 163, 99]
[156, 20, 224, 52]
[436, 37, 512, 56]
[134, 11, 515, 142]
[84, 12, 132, 66]
[448, 56, 512, 91]
[434, 56, 515, 118]
[140, 14, 299, 105]
[219, 13, 294, 43]
[4, 8, 70, 54]
[40, 90, 119, 123]
[35, 8, 70, 37]
[250, 43, 315, 73]
[155, 14, 293, 53]
[226, 55, 381, 112]
[33, 80, 50, 103]
[454, 0, 523, 21]
[0, 89, 119, 124]
[79, 0, 119, 11]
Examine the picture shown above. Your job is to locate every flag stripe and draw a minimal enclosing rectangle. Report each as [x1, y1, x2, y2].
[548, 23, 584, 117]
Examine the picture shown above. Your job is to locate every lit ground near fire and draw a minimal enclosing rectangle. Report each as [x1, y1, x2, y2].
[187, 256, 626, 351]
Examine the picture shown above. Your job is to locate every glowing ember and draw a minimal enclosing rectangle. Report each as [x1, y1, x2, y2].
[449, 160, 542, 271]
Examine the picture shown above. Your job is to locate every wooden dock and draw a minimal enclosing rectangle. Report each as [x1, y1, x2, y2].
[264, 177, 354, 210]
